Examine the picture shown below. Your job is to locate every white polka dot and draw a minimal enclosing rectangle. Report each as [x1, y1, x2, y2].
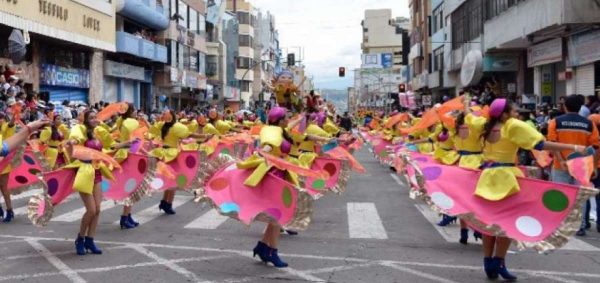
[430, 192, 455, 210]
[150, 178, 164, 190]
[124, 178, 137, 193]
[515, 216, 543, 237]
[224, 163, 237, 172]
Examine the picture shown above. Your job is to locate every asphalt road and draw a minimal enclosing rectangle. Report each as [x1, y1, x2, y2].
[1, 148, 600, 283]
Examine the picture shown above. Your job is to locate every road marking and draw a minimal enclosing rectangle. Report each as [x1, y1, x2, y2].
[114, 195, 192, 225]
[6, 190, 40, 202]
[347, 202, 388, 239]
[53, 200, 117, 222]
[380, 261, 459, 283]
[534, 274, 584, 283]
[25, 239, 86, 283]
[130, 245, 204, 282]
[13, 195, 77, 217]
[390, 173, 406, 187]
[414, 204, 600, 252]
[184, 209, 229, 229]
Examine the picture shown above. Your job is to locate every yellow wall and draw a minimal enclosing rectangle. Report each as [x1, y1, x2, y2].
[0, 0, 115, 48]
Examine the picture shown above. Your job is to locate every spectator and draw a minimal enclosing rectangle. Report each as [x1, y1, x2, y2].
[340, 111, 352, 132]
[547, 94, 599, 237]
[61, 100, 73, 120]
[578, 94, 591, 117]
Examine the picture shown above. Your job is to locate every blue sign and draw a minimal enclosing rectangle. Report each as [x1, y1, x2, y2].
[382, 53, 393, 69]
[40, 64, 90, 88]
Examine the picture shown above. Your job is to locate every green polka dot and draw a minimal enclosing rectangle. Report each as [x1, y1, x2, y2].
[312, 179, 326, 189]
[176, 175, 188, 188]
[543, 190, 569, 212]
[220, 148, 231, 155]
[379, 150, 388, 158]
[281, 187, 293, 208]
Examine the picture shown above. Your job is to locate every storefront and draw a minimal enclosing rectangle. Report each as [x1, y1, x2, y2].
[528, 38, 565, 104]
[482, 53, 520, 101]
[40, 64, 90, 106]
[568, 29, 600, 97]
[103, 60, 152, 110]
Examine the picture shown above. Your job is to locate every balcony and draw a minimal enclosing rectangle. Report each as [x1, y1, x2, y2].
[116, 0, 169, 30]
[116, 31, 167, 63]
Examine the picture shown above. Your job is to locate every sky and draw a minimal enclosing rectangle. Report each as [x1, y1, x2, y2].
[251, 0, 410, 90]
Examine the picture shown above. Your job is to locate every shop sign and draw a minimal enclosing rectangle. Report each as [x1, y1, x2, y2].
[460, 50, 483, 87]
[104, 60, 145, 81]
[170, 67, 178, 82]
[541, 82, 553, 96]
[422, 94, 432, 106]
[39, 0, 69, 21]
[40, 64, 89, 88]
[382, 53, 393, 69]
[528, 38, 562, 67]
[483, 55, 518, 72]
[568, 29, 600, 67]
[186, 73, 198, 88]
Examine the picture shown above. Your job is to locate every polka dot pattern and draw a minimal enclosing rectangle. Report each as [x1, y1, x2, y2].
[14, 176, 28, 184]
[323, 163, 337, 177]
[185, 155, 197, 169]
[311, 179, 326, 189]
[224, 164, 238, 172]
[209, 177, 229, 191]
[542, 190, 569, 212]
[430, 192, 454, 210]
[220, 148, 231, 156]
[137, 159, 147, 174]
[264, 208, 282, 221]
[47, 178, 59, 196]
[220, 202, 240, 213]
[515, 216, 543, 237]
[281, 186, 293, 208]
[176, 175, 187, 188]
[422, 167, 442, 181]
[124, 178, 137, 193]
[101, 180, 111, 193]
[23, 155, 35, 165]
[28, 168, 41, 175]
[150, 178, 164, 190]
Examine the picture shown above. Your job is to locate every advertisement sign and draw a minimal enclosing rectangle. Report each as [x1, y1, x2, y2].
[568, 29, 600, 67]
[104, 60, 145, 81]
[382, 53, 393, 69]
[483, 55, 518, 72]
[528, 38, 562, 67]
[40, 64, 90, 88]
[361, 54, 381, 69]
[422, 94, 432, 106]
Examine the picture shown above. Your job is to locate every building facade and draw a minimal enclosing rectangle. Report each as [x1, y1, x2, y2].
[226, 0, 255, 109]
[408, 0, 431, 97]
[253, 10, 278, 106]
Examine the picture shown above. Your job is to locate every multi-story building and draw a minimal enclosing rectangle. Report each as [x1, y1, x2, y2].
[253, 10, 279, 106]
[226, 0, 256, 109]
[104, 0, 170, 112]
[361, 9, 407, 72]
[154, 0, 208, 111]
[409, 0, 431, 98]
[0, 0, 116, 106]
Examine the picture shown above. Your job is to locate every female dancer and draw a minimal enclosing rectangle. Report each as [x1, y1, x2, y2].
[0, 112, 17, 222]
[40, 112, 69, 169]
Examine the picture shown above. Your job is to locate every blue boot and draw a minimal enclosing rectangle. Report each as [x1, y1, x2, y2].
[437, 214, 456, 227]
[459, 228, 469, 245]
[484, 257, 499, 279]
[120, 215, 136, 229]
[3, 209, 14, 223]
[127, 213, 139, 227]
[494, 257, 517, 281]
[158, 200, 176, 215]
[0, 204, 4, 219]
[267, 247, 288, 268]
[84, 237, 102, 254]
[75, 235, 86, 255]
[473, 231, 483, 242]
[252, 241, 269, 263]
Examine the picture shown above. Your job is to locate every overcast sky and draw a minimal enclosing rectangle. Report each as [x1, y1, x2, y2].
[251, 0, 410, 90]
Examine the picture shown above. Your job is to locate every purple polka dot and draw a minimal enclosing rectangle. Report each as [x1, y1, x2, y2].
[137, 159, 147, 174]
[24, 155, 35, 165]
[15, 175, 28, 184]
[28, 168, 41, 175]
[414, 157, 429, 163]
[264, 208, 282, 221]
[47, 178, 59, 196]
[422, 167, 442, 180]
[185, 155, 197, 169]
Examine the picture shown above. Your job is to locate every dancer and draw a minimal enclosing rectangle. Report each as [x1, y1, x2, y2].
[0, 112, 17, 222]
[40, 112, 69, 169]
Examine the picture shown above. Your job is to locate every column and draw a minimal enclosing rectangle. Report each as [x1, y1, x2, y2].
[89, 50, 104, 104]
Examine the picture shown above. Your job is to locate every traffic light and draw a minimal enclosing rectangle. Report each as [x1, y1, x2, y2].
[339, 67, 346, 77]
[287, 53, 295, 66]
[399, 83, 406, 93]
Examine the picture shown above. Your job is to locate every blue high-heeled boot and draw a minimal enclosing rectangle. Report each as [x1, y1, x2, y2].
[459, 228, 469, 244]
[127, 213, 139, 227]
[494, 257, 517, 281]
[483, 257, 499, 279]
[267, 247, 288, 268]
[120, 215, 136, 229]
[75, 235, 86, 256]
[3, 209, 14, 223]
[158, 200, 176, 215]
[84, 237, 102, 254]
[473, 231, 482, 242]
[436, 214, 456, 227]
[252, 241, 269, 262]
[0, 204, 4, 219]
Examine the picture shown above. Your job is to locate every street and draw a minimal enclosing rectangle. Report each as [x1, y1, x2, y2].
[1, 149, 599, 283]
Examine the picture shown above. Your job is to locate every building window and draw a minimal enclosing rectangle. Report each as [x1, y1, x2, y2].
[240, 81, 251, 92]
[237, 57, 253, 69]
[178, 1, 187, 25]
[433, 47, 444, 71]
[239, 34, 253, 47]
[451, 0, 483, 50]
[167, 40, 177, 66]
[190, 50, 198, 72]
[188, 7, 198, 33]
[237, 11, 250, 25]
[169, 0, 177, 17]
[199, 52, 206, 74]
[432, 5, 444, 34]
[485, 0, 525, 20]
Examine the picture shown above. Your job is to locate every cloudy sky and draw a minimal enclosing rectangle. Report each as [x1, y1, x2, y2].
[251, 0, 410, 90]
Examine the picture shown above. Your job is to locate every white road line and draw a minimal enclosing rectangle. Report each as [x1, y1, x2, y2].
[184, 209, 230, 229]
[53, 200, 117, 222]
[347, 202, 388, 239]
[534, 274, 584, 283]
[390, 173, 406, 187]
[380, 261, 459, 283]
[414, 204, 600, 252]
[115, 195, 192, 225]
[13, 195, 77, 216]
[368, 148, 373, 153]
[130, 245, 204, 282]
[6, 190, 40, 201]
[25, 240, 86, 283]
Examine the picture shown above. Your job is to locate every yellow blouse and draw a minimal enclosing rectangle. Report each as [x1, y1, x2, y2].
[454, 113, 485, 169]
[40, 124, 69, 168]
[149, 122, 191, 162]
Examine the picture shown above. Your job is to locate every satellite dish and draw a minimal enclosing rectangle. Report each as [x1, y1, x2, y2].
[8, 29, 27, 64]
